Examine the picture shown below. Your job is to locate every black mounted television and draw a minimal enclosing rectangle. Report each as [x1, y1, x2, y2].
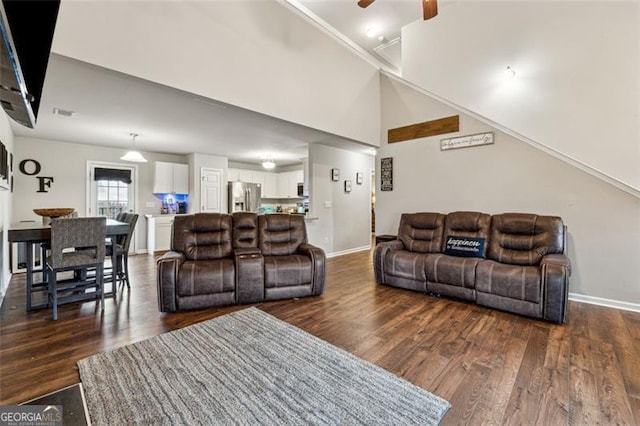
[0, 0, 59, 128]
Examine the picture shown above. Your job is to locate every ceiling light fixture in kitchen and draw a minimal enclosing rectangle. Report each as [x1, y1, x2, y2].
[261, 156, 276, 169]
[120, 132, 147, 163]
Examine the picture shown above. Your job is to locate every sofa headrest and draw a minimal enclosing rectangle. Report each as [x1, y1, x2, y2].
[398, 212, 445, 253]
[232, 212, 259, 249]
[443, 211, 491, 257]
[173, 213, 233, 260]
[259, 214, 307, 256]
[487, 213, 564, 266]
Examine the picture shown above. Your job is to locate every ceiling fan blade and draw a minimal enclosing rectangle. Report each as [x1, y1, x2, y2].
[358, 0, 376, 8]
[422, 0, 438, 20]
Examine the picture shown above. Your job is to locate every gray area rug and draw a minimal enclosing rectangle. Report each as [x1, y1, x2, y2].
[78, 307, 450, 425]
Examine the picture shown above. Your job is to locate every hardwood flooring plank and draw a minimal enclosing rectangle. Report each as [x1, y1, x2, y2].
[569, 336, 604, 425]
[440, 361, 491, 425]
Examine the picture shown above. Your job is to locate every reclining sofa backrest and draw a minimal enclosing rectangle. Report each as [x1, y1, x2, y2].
[232, 212, 259, 249]
[398, 213, 445, 253]
[487, 213, 564, 266]
[173, 213, 233, 260]
[258, 214, 307, 256]
[443, 211, 492, 257]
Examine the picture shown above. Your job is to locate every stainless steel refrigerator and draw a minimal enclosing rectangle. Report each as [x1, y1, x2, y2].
[228, 181, 261, 213]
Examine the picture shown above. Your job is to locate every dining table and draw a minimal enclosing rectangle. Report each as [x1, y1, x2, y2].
[8, 218, 130, 311]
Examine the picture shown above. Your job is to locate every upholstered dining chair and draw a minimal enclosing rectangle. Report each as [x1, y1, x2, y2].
[107, 213, 139, 288]
[46, 217, 106, 320]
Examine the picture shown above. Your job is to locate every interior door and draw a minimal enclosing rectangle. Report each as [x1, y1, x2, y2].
[201, 168, 222, 212]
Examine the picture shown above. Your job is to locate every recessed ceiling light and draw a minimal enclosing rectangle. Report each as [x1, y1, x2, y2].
[365, 25, 379, 38]
[504, 66, 516, 80]
[52, 107, 75, 117]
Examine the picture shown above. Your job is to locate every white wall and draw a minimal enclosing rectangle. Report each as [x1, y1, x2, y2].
[378, 75, 640, 306]
[188, 153, 229, 214]
[402, 1, 640, 190]
[0, 112, 14, 300]
[51, 0, 381, 146]
[308, 144, 374, 255]
[13, 137, 188, 252]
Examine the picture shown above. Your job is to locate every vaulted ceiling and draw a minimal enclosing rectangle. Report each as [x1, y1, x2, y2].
[12, 1, 423, 167]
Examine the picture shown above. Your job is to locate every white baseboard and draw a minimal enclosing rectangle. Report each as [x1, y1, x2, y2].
[569, 292, 640, 313]
[135, 249, 148, 255]
[326, 245, 371, 259]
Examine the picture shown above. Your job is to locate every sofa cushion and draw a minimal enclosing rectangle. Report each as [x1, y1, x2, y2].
[173, 214, 233, 260]
[425, 254, 480, 289]
[232, 212, 259, 249]
[177, 259, 235, 296]
[264, 255, 312, 287]
[259, 214, 307, 256]
[384, 250, 428, 281]
[397, 213, 445, 253]
[475, 260, 541, 303]
[486, 213, 564, 266]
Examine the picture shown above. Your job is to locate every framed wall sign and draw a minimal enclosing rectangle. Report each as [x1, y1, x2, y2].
[356, 172, 363, 185]
[380, 157, 393, 191]
[344, 180, 352, 193]
[440, 131, 494, 151]
[331, 168, 340, 181]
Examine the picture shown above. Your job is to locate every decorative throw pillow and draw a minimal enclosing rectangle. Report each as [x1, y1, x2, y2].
[444, 236, 486, 258]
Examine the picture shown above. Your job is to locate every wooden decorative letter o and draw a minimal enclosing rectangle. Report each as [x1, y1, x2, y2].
[19, 159, 41, 176]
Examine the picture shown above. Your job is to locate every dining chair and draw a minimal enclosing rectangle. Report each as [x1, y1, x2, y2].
[46, 217, 106, 320]
[107, 213, 139, 288]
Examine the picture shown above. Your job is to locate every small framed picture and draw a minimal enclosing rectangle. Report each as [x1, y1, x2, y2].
[344, 180, 352, 193]
[331, 168, 340, 181]
[356, 172, 363, 185]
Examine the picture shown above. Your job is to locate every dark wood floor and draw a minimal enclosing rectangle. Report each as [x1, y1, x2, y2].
[1, 249, 639, 424]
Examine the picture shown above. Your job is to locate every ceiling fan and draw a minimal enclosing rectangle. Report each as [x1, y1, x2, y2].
[357, 0, 438, 21]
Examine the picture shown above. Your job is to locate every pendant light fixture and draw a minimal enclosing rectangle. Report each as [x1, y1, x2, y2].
[120, 132, 147, 163]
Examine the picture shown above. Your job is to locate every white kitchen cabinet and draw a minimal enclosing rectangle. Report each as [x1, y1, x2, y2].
[251, 170, 265, 187]
[228, 168, 254, 183]
[277, 173, 290, 198]
[228, 167, 304, 198]
[263, 172, 277, 198]
[146, 215, 175, 254]
[289, 170, 303, 196]
[228, 168, 240, 182]
[153, 162, 189, 194]
[276, 170, 303, 198]
[173, 164, 189, 194]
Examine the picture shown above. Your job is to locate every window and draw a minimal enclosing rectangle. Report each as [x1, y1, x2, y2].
[96, 179, 129, 219]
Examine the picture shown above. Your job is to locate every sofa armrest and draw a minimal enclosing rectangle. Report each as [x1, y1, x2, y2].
[540, 254, 571, 323]
[156, 251, 185, 312]
[298, 243, 326, 296]
[234, 248, 264, 303]
[374, 240, 404, 284]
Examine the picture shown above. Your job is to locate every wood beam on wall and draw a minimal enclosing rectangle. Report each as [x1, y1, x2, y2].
[388, 115, 459, 143]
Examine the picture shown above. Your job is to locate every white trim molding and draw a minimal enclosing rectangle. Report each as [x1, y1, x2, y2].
[569, 292, 640, 314]
[327, 245, 371, 259]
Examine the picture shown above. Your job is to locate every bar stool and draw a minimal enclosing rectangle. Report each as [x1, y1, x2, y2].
[107, 213, 139, 288]
[46, 217, 106, 320]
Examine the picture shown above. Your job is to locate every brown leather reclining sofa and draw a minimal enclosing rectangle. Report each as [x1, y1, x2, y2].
[374, 211, 571, 323]
[157, 213, 326, 312]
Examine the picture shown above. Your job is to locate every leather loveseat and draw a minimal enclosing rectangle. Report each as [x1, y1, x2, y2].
[374, 211, 571, 323]
[157, 213, 326, 312]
